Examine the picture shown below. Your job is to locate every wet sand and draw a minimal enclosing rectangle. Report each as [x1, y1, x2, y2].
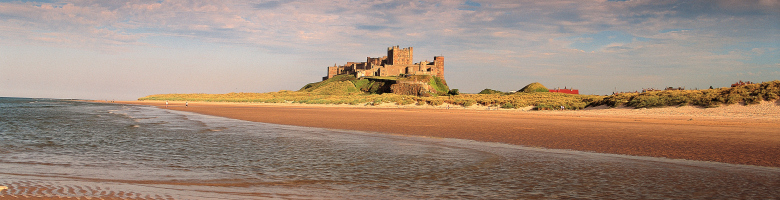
[115, 100, 780, 168]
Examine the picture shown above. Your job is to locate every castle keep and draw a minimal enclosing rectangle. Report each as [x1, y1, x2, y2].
[324, 46, 444, 80]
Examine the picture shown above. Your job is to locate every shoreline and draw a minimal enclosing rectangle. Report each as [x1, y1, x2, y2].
[107, 100, 780, 168]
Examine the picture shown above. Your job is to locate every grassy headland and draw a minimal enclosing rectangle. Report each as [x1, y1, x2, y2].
[139, 80, 780, 110]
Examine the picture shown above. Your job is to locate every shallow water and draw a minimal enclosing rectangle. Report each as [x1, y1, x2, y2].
[0, 97, 778, 199]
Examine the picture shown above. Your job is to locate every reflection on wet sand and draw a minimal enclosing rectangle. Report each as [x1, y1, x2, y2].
[1, 99, 779, 199]
[2, 132, 779, 199]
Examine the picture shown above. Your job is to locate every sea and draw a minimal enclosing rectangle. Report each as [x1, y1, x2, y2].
[0, 97, 778, 199]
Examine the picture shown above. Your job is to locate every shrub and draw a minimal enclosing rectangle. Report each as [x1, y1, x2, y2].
[535, 104, 555, 110]
[461, 100, 475, 107]
[478, 89, 505, 94]
[501, 103, 516, 109]
[448, 89, 460, 95]
[368, 82, 387, 94]
[427, 99, 444, 106]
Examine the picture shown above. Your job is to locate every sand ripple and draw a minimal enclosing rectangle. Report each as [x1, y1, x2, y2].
[0, 180, 174, 200]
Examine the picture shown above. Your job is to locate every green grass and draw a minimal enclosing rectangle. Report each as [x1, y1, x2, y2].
[309, 80, 360, 95]
[299, 74, 356, 92]
[478, 88, 505, 94]
[352, 79, 370, 90]
[427, 76, 450, 95]
[519, 82, 549, 93]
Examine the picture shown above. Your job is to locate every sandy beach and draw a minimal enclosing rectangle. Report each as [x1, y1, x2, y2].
[114, 100, 780, 168]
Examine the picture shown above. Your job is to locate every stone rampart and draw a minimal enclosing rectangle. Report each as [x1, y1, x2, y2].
[390, 82, 436, 97]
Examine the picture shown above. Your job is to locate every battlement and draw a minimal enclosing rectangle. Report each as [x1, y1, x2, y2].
[388, 46, 412, 51]
[324, 46, 444, 81]
[388, 46, 413, 65]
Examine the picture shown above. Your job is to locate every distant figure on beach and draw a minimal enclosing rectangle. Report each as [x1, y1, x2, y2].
[186, 102, 188, 108]
[166, 101, 168, 108]
[560, 106, 565, 110]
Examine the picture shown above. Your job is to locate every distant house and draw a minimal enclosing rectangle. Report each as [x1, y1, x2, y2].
[549, 87, 579, 94]
[731, 80, 754, 87]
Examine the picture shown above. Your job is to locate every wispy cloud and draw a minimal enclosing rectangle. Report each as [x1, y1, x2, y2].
[1, 0, 778, 97]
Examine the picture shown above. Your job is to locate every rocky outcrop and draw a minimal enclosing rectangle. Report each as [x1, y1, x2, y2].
[390, 81, 436, 97]
[302, 74, 447, 97]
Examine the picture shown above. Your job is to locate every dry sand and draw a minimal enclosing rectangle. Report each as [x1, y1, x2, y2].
[111, 100, 780, 168]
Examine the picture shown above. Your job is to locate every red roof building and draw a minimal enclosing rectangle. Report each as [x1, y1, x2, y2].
[548, 88, 579, 94]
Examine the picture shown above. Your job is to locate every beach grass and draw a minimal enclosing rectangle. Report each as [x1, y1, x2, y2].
[590, 80, 780, 108]
[139, 80, 780, 110]
[138, 91, 601, 110]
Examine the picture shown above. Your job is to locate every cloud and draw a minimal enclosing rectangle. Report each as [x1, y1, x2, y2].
[253, 1, 284, 10]
[356, 25, 391, 31]
[458, 0, 481, 11]
[0, 0, 777, 96]
[564, 31, 649, 52]
[1, 0, 775, 51]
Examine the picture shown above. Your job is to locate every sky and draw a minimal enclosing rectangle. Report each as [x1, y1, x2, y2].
[1, 0, 778, 100]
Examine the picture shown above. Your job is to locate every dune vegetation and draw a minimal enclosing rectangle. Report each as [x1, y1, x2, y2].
[139, 80, 780, 110]
[478, 88, 506, 95]
[139, 90, 600, 110]
[590, 80, 780, 108]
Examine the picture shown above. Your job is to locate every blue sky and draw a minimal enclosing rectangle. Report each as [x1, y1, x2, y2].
[1, 0, 778, 100]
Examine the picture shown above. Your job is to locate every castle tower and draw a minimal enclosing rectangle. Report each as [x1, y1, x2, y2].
[433, 56, 444, 79]
[387, 46, 413, 65]
[325, 63, 338, 80]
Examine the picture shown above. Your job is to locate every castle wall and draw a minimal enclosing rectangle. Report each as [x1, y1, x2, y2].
[367, 56, 386, 66]
[323, 46, 443, 81]
[378, 65, 406, 77]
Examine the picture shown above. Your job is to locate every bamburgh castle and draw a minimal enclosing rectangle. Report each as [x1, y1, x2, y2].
[324, 46, 444, 80]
